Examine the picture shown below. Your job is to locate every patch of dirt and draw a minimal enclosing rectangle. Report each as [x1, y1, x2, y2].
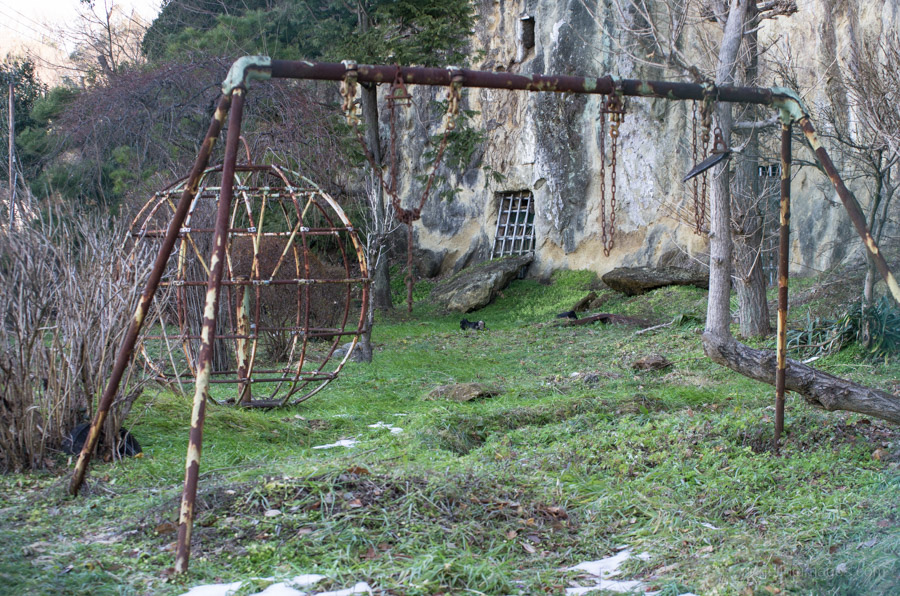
[793, 417, 900, 459]
[220, 471, 578, 544]
[428, 397, 614, 455]
[614, 394, 667, 416]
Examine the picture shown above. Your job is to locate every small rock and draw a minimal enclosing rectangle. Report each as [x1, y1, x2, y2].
[426, 382, 501, 402]
[631, 354, 673, 371]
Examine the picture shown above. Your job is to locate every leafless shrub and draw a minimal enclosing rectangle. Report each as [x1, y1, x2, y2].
[0, 208, 152, 472]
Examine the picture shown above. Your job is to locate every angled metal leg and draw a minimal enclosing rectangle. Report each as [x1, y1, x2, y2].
[174, 88, 246, 574]
[69, 94, 233, 496]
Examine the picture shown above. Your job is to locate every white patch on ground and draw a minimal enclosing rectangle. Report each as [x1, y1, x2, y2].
[367, 421, 403, 434]
[570, 549, 633, 577]
[700, 522, 720, 530]
[566, 579, 644, 595]
[252, 584, 304, 596]
[566, 549, 652, 595]
[183, 575, 368, 596]
[312, 439, 358, 450]
[180, 581, 246, 596]
[249, 574, 327, 595]
[314, 582, 373, 595]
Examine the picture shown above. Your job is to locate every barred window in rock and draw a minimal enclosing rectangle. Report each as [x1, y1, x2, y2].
[492, 191, 535, 258]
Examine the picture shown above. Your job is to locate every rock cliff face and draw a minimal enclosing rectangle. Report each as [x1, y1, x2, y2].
[396, 0, 898, 278]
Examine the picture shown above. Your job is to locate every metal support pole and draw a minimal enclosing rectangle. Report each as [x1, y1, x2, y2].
[269, 60, 777, 105]
[235, 276, 252, 405]
[775, 124, 791, 451]
[798, 117, 900, 305]
[174, 88, 246, 574]
[69, 94, 233, 496]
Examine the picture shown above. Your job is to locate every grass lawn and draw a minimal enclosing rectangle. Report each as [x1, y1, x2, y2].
[1, 270, 898, 595]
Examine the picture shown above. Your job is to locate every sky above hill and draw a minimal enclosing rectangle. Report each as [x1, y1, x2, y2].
[0, 0, 161, 82]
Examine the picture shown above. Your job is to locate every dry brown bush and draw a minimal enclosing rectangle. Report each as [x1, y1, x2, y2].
[0, 210, 152, 472]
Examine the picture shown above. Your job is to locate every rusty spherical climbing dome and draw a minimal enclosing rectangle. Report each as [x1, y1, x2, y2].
[129, 162, 368, 407]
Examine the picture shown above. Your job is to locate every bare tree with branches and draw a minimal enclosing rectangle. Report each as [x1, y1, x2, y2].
[589, 0, 797, 337]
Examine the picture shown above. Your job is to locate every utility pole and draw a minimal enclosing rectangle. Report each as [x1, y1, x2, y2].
[8, 80, 15, 228]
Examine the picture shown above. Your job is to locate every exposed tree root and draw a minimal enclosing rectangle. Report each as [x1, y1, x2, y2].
[702, 331, 900, 424]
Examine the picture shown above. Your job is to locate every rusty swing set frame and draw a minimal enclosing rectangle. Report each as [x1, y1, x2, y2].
[67, 56, 900, 574]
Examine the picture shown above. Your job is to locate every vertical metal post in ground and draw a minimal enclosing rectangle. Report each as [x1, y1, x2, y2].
[236, 276, 252, 405]
[68, 94, 233, 496]
[174, 88, 246, 574]
[775, 124, 791, 451]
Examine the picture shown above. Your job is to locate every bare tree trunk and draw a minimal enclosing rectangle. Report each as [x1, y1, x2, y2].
[731, 7, 771, 338]
[360, 84, 393, 312]
[705, 0, 749, 338]
[732, 125, 771, 337]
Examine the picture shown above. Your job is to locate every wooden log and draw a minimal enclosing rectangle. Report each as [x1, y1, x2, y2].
[702, 332, 900, 424]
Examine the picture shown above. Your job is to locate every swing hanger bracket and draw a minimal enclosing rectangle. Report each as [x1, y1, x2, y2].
[600, 77, 626, 123]
[387, 67, 413, 108]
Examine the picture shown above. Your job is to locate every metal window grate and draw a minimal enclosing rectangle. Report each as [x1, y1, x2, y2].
[491, 191, 535, 258]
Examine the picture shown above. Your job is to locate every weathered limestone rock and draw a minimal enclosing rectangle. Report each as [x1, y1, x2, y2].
[413, 247, 447, 279]
[426, 382, 501, 402]
[602, 266, 709, 296]
[401, 0, 893, 280]
[333, 342, 367, 363]
[430, 255, 532, 312]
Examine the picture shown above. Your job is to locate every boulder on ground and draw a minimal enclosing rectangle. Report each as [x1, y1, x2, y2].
[426, 382, 501, 402]
[430, 255, 532, 312]
[602, 266, 708, 296]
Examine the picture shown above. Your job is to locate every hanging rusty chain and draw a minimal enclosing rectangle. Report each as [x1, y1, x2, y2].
[341, 62, 463, 311]
[599, 100, 607, 256]
[386, 68, 412, 197]
[600, 89, 625, 257]
[340, 61, 360, 127]
[697, 85, 715, 234]
[691, 101, 703, 235]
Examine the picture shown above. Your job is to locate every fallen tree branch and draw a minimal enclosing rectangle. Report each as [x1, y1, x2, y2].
[634, 316, 678, 336]
[702, 331, 900, 423]
[566, 313, 654, 327]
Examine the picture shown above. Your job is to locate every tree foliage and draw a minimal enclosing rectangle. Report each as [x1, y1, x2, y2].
[142, 0, 474, 66]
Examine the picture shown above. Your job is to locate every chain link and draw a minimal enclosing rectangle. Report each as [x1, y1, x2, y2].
[698, 87, 714, 235]
[599, 102, 607, 256]
[600, 92, 624, 257]
[691, 101, 705, 235]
